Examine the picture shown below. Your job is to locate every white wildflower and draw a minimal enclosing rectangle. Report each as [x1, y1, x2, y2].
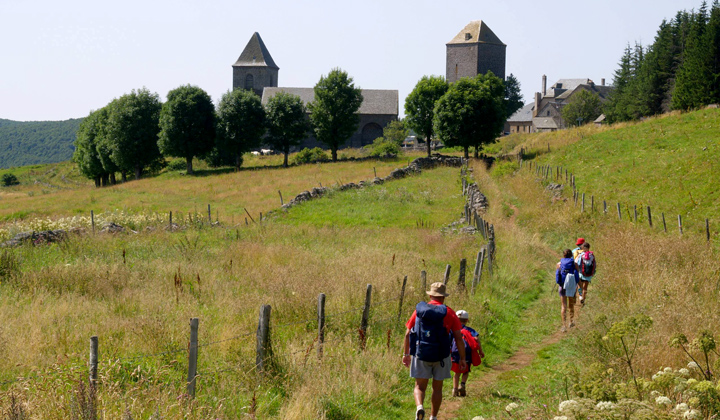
[675, 403, 689, 411]
[505, 402, 519, 412]
[596, 401, 615, 410]
[558, 400, 578, 412]
[688, 361, 700, 369]
[651, 390, 661, 397]
[652, 374, 659, 381]
[655, 396, 672, 406]
[553, 417, 568, 420]
[664, 367, 673, 373]
[471, 417, 485, 420]
[679, 368, 690, 376]
[684, 409, 700, 419]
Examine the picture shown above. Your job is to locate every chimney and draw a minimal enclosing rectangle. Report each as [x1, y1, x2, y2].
[534, 92, 541, 117]
[542, 75, 547, 96]
[601, 78, 606, 86]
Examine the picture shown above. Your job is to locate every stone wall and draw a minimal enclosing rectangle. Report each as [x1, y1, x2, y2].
[233, 66, 279, 97]
[446, 43, 506, 83]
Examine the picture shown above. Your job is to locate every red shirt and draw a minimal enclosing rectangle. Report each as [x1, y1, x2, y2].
[405, 299, 462, 333]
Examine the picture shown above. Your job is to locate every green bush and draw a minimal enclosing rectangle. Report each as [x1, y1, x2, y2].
[491, 161, 518, 177]
[1, 173, 19, 186]
[166, 158, 187, 171]
[435, 145, 464, 153]
[292, 147, 330, 165]
[367, 137, 401, 158]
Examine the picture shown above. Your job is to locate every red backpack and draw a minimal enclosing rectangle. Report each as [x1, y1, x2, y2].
[580, 251, 596, 276]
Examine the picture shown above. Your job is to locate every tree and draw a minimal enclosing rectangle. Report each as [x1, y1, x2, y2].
[433, 72, 506, 159]
[74, 107, 110, 187]
[382, 119, 408, 146]
[104, 88, 163, 180]
[158, 85, 216, 174]
[265, 92, 307, 167]
[504, 74, 524, 119]
[673, 5, 713, 110]
[562, 89, 603, 127]
[216, 89, 266, 170]
[1, 173, 19, 187]
[307, 68, 363, 162]
[405, 75, 448, 157]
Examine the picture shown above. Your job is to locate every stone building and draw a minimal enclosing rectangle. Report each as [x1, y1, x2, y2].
[507, 75, 613, 133]
[261, 87, 398, 149]
[446, 20, 506, 83]
[233, 32, 398, 149]
[232, 32, 279, 97]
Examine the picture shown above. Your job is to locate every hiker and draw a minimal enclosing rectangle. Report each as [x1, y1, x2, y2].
[450, 310, 484, 398]
[403, 282, 466, 420]
[572, 238, 585, 259]
[575, 242, 597, 306]
[556, 249, 580, 332]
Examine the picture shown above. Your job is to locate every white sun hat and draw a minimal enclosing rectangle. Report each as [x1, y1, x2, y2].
[456, 310, 469, 319]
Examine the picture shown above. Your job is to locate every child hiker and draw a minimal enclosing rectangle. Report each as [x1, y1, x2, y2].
[450, 310, 484, 397]
[556, 249, 580, 332]
[575, 242, 597, 306]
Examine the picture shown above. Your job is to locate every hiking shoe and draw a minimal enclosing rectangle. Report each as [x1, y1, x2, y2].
[569, 321, 576, 328]
[416, 407, 425, 420]
[459, 386, 467, 397]
[451, 388, 458, 397]
[561, 326, 567, 333]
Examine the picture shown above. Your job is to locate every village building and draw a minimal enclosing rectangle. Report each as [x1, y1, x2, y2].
[446, 20, 506, 82]
[233, 32, 398, 150]
[508, 76, 613, 133]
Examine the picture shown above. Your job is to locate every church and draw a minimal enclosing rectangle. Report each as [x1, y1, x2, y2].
[232, 33, 398, 150]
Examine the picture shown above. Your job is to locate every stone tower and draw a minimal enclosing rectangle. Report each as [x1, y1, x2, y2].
[446, 21, 506, 83]
[232, 32, 279, 96]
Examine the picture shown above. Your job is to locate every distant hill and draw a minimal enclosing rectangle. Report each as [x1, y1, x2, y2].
[0, 118, 83, 169]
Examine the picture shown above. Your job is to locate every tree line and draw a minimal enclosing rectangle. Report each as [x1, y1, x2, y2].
[74, 68, 363, 186]
[404, 72, 523, 159]
[605, 1, 720, 122]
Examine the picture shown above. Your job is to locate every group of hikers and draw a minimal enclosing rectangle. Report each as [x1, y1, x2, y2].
[401, 237, 597, 420]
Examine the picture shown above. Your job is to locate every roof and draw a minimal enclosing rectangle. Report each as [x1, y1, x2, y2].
[532, 117, 560, 129]
[261, 87, 398, 115]
[447, 20, 505, 46]
[594, 114, 606, 123]
[507, 103, 534, 123]
[233, 32, 278, 69]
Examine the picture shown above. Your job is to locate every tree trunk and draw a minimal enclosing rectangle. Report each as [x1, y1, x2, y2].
[331, 148, 338, 162]
[135, 164, 142, 180]
[283, 150, 289, 167]
[101, 174, 109, 187]
[235, 154, 242, 171]
[474, 146, 480, 158]
[110, 173, 116, 185]
[186, 156, 193, 175]
[121, 172, 127, 183]
[94, 177, 101, 188]
[464, 146, 469, 159]
[426, 132, 432, 157]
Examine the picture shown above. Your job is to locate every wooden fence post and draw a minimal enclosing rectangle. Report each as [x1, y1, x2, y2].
[617, 203, 622, 220]
[397, 276, 408, 323]
[591, 196, 594, 213]
[420, 270, 427, 293]
[207, 204, 211, 223]
[471, 249, 485, 295]
[187, 317, 199, 397]
[169, 211, 173, 229]
[373, 167, 377, 178]
[317, 294, 325, 359]
[634, 205, 638, 223]
[487, 245, 493, 277]
[443, 265, 451, 284]
[278, 190, 284, 206]
[706, 219, 710, 241]
[581, 193, 585, 212]
[458, 259, 467, 289]
[647, 206, 653, 227]
[603, 200, 607, 214]
[662, 213, 667, 232]
[360, 285, 372, 350]
[256, 305, 271, 374]
[678, 215, 683, 235]
[91, 211, 95, 235]
[89, 336, 98, 388]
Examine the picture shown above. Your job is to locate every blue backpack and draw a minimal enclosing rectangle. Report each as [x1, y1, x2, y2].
[410, 302, 452, 362]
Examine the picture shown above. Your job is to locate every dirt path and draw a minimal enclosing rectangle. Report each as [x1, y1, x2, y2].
[439, 328, 565, 420]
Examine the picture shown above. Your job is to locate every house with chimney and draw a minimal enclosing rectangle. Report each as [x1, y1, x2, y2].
[508, 76, 613, 133]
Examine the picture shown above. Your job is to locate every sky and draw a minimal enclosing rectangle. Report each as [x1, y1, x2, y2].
[0, 0, 705, 122]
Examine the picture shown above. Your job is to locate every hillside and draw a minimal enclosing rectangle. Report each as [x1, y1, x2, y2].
[0, 117, 82, 169]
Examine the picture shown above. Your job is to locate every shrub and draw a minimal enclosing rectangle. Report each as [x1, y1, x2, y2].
[491, 161, 518, 177]
[166, 158, 187, 171]
[2, 173, 19, 186]
[435, 145, 464, 153]
[367, 137, 401, 158]
[292, 148, 329, 165]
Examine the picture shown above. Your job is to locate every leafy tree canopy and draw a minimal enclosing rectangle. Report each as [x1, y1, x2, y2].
[308, 68, 363, 161]
[404, 75, 448, 157]
[73, 107, 109, 186]
[265, 92, 307, 167]
[158, 85, 216, 174]
[562, 89, 603, 127]
[382, 119, 408, 146]
[504, 74, 524, 119]
[216, 89, 266, 169]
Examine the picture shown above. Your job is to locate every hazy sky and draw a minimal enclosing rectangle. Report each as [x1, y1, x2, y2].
[0, 0, 703, 121]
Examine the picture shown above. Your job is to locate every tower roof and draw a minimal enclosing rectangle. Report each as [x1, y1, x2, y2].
[447, 20, 505, 46]
[233, 32, 279, 69]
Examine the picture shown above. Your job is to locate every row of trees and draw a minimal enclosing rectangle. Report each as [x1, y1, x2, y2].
[404, 72, 523, 158]
[605, 1, 720, 122]
[75, 69, 363, 186]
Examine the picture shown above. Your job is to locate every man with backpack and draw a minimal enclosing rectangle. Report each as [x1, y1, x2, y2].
[403, 282, 466, 420]
[575, 242, 597, 306]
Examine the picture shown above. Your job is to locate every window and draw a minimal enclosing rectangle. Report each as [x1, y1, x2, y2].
[245, 74, 254, 90]
[546, 111, 550, 116]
